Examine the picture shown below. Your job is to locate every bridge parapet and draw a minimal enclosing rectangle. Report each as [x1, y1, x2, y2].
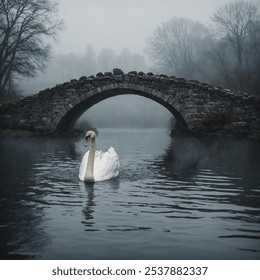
[0, 69, 259, 137]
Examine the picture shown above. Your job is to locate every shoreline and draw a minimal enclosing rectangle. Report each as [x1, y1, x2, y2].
[1, 128, 259, 140]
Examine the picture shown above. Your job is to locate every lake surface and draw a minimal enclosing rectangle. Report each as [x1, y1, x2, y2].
[0, 129, 260, 260]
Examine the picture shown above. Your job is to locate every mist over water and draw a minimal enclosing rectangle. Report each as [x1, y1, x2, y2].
[78, 95, 172, 129]
[0, 129, 259, 260]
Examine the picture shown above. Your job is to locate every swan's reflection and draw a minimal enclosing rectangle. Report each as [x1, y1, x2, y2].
[81, 178, 121, 231]
[81, 183, 96, 229]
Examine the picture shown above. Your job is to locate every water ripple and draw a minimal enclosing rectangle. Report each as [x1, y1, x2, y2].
[1, 131, 260, 260]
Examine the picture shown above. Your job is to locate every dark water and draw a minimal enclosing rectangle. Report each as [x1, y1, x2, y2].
[0, 129, 260, 260]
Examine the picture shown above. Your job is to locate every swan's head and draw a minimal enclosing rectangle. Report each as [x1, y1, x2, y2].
[85, 130, 96, 145]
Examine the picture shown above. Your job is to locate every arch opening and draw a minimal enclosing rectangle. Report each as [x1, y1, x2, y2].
[55, 88, 188, 134]
[77, 95, 172, 129]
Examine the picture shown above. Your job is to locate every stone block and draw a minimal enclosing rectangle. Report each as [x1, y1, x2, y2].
[114, 75, 123, 82]
[113, 68, 124, 75]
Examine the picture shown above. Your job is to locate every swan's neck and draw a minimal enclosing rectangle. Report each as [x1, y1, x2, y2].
[84, 139, 96, 182]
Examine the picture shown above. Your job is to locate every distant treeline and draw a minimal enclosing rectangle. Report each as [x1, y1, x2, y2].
[146, 1, 260, 96]
[20, 0, 260, 98]
[1, 0, 259, 101]
[19, 46, 148, 94]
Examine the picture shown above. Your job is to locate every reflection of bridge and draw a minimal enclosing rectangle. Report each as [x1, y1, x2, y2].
[0, 69, 259, 136]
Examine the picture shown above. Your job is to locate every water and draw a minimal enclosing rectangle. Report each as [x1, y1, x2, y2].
[0, 128, 260, 260]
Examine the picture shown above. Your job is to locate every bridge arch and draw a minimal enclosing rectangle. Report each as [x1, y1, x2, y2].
[0, 70, 259, 137]
[54, 83, 188, 134]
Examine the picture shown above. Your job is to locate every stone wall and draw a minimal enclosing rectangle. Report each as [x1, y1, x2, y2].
[0, 68, 259, 137]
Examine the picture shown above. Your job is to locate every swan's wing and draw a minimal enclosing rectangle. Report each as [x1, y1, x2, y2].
[79, 148, 120, 182]
[93, 147, 120, 181]
[78, 151, 89, 181]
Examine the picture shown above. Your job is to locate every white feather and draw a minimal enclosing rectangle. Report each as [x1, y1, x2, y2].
[79, 146, 120, 182]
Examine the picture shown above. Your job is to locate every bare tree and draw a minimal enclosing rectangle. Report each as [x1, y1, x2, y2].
[247, 13, 260, 94]
[146, 17, 210, 79]
[0, 0, 63, 97]
[211, 0, 258, 90]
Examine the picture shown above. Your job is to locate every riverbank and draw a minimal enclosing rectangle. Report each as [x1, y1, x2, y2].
[1, 127, 259, 140]
[0, 129, 41, 137]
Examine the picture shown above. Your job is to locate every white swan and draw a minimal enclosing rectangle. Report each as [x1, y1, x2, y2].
[79, 131, 120, 182]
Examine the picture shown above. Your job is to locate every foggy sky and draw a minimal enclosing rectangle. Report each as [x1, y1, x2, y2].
[54, 0, 231, 55]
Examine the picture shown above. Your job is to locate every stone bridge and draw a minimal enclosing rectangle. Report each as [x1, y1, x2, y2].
[0, 69, 259, 137]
